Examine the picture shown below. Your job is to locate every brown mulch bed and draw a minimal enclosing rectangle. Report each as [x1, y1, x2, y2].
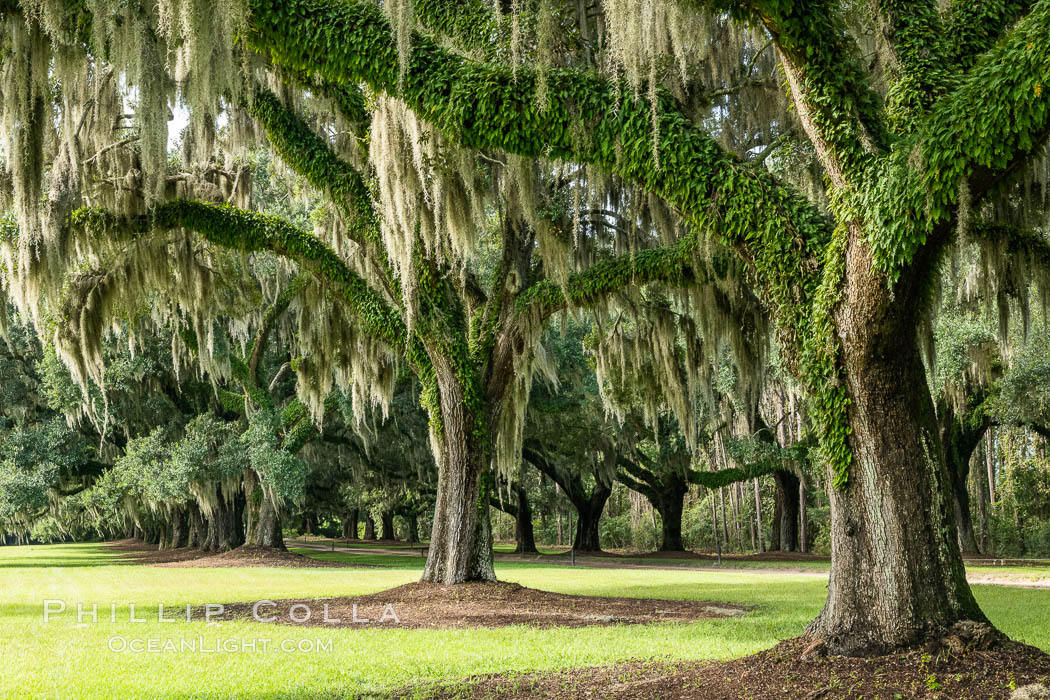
[154, 545, 353, 568]
[106, 540, 353, 568]
[402, 635, 1050, 699]
[221, 581, 747, 629]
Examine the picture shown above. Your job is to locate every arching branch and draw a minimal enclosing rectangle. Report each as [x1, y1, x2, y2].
[69, 201, 407, 348]
[247, 0, 832, 324]
[515, 243, 707, 320]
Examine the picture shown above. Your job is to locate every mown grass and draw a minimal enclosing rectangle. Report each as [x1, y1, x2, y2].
[0, 543, 1047, 698]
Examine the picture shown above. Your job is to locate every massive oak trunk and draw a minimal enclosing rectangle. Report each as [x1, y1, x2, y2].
[810, 240, 987, 655]
[186, 503, 204, 549]
[421, 363, 496, 584]
[364, 516, 376, 540]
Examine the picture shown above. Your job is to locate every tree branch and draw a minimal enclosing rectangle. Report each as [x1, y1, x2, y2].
[70, 202, 407, 349]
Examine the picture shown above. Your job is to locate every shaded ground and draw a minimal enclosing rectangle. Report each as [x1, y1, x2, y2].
[221, 581, 747, 629]
[401, 636, 1050, 699]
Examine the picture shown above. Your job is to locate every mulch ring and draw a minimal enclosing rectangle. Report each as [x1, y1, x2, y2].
[153, 545, 353, 568]
[400, 631, 1050, 699]
[106, 540, 353, 568]
[221, 581, 748, 629]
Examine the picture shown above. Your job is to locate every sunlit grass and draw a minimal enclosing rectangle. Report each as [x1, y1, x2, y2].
[0, 543, 1046, 698]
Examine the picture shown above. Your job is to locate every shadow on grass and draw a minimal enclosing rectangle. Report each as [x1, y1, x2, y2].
[0, 544, 130, 568]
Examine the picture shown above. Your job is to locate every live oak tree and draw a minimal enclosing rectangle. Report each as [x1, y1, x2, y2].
[6, 0, 1050, 653]
[230, 0, 1050, 654]
[0, 0, 744, 585]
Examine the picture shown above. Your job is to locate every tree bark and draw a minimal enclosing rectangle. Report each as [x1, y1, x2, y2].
[381, 511, 396, 540]
[421, 363, 496, 584]
[186, 503, 204, 549]
[406, 512, 419, 543]
[773, 470, 801, 552]
[342, 509, 358, 539]
[810, 240, 987, 655]
[572, 483, 611, 552]
[169, 508, 188, 549]
[364, 516, 376, 540]
[514, 486, 538, 554]
[650, 475, 688, 552]
[202, 492, 245, 552]
[799, 481, 808, 554]
[246, 493, 285, 549]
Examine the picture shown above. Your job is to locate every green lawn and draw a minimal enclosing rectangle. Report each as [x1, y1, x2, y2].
[1, 543, 1047, 698]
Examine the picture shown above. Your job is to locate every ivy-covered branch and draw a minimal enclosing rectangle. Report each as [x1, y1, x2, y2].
[247, 0, 833, 321]
[246, 86, 398, 294]
[943, 0, 1036, 71]
[69, 201, 407, 349]
[872, 0, 951, 133]
[863, 1, 1050, 279]
[514, 243, 705, 320]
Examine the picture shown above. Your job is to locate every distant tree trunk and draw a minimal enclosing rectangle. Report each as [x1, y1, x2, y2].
[753, 478, 765, 552]
[186, 504, 204, 549]
[986, 430, 997, 506]
[772, 470, 801, 552]
[799, 481, 808, 553]
[974, 443, 989, 554]
[407, 512, 419, 543]
[247, 494, 285, 549]
[652, 476, 687, 552]
[770, 491, 783, 551]
[514, 486, 538, 553]
[940, 404, 987, 557]
[381, 511, 395, 540]
[572, 483, 611, 552]
[364, 516, 376, 540]
[169, 508, 188, 549]
[719, 487, 729, 549]
[342, 509, 358, 539]
[301, 513, 317, 536]
[202, 493, 245, 552]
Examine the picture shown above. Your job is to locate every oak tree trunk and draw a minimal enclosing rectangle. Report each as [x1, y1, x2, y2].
[653, 478, 687, 552]
[811, 241, 987, 655]
[202, 493, 245, 552]
[773, 470, 801, 552]
[571, 483, 611, 552]
[407, 512, 420, 543]
[514, 486, 538, 554]
[381, 511, 395, 541]
[186, 503, 204, 549]
[421, 364, 496, 584]
[247, 493, 285, 549]
[364, 516, 376, 540]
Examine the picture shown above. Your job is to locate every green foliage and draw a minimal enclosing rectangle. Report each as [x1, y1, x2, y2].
[241, 408, 307, 503]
